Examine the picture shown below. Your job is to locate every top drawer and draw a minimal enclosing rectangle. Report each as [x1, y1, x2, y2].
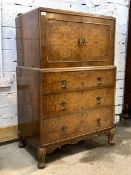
[42, 67, 116, 94]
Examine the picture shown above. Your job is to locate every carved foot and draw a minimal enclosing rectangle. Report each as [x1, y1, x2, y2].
[38, 147, 46, 169]
[18, 130, 26, 148]
[18, 138, 26, 148]
[108, 128, 115, 145]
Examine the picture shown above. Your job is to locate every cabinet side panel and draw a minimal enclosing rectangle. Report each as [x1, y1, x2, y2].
[16, 15, 23, 66]
[17, 67, 40, 147]
[16, 9, 40, 67]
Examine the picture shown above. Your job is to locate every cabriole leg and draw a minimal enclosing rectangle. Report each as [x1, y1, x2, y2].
[18, 138, 26, 148]
[18, 131, 26, 148]
[38, 147, 46, 169]
[108, 128, 115, 145]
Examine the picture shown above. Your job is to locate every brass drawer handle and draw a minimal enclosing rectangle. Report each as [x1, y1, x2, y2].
[82, 38, 87, 47]
[77, 38, 82, 46]
[78, 38, 87, 47]
[97, 77, 102, 85]
[96, 96, 102, 104]
[60, 80, 67, 89]
[96, 118, 101, 127]
[60, 126, 67, 134]
[60, 101, 67, 110]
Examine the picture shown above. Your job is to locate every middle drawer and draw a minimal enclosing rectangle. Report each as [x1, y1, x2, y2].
[42, 88, 114, 118]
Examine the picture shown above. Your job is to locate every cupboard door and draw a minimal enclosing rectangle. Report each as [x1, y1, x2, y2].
[81, 22, 113, 63]
[46, 20, 81, 62]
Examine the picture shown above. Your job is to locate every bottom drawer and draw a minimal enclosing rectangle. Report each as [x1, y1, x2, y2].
[41, 107, 114, 145]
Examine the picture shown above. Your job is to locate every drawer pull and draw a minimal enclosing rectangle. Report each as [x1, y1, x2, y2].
[60, 80, 67, 89]
[60, 101, 67, 110]
[97, 77, 102, 85]
[60, 126, 67, 134]
[96, 96, 102, 104]
[82, 38, 87, 47]
[96, 118, 101, 127]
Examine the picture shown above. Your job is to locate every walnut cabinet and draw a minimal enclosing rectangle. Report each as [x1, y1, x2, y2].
[16, 8, 116, 169]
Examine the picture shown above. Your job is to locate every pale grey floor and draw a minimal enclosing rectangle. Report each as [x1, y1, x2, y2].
[1, 120, 131, 175]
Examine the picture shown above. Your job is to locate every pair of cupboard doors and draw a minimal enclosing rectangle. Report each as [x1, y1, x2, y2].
[19, 8, 115, 68]
[42, 12, 115, 65]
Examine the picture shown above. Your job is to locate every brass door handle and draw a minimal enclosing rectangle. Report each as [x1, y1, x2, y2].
[60, 101, 67, 110]
[60, 80, 67, 89]
[82, 38, 87, 47]
[96, 118, 101, 127]
[96, 96, 102, 104]
[77, 38, 82, 46]
[97, 77, 102, 85]
[60, 126, 67, 134]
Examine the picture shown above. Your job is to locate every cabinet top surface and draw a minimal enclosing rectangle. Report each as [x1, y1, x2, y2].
[20, 7, 116, 20]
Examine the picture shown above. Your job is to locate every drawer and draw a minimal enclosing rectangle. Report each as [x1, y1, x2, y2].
[42, 68, 116, 94]
[42, 88, 114, 118]
[41, 107, 114, 144]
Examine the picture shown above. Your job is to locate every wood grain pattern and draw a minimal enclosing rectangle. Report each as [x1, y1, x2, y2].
[16, 8, 115, 68]
[41, 107, 113, 144]
[17, 67, 40, 146]
[42, 68, 116, 94]
[46, 20, 81, 62]
[42, 88, 114, 117]
[40, 11, 115, 67]
[81, 23, 110, 60]
[15, 8, 40, 67]
[16, 8, 116, 169]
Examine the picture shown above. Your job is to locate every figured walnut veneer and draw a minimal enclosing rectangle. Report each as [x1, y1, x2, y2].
[16, 8, 116, 169]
